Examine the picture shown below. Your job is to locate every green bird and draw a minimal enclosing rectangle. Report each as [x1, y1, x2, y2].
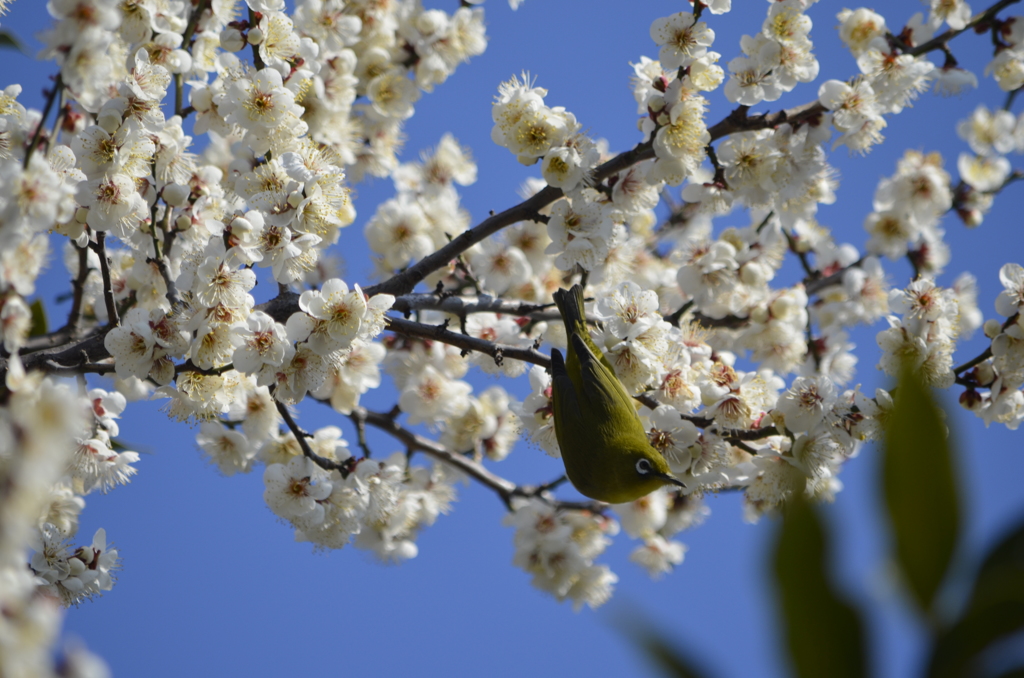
[550, 284, 685, 503]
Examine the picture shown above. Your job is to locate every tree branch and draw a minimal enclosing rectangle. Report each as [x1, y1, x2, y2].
[355, 407, 606, 513]
[906, 0, 1021, 56]
[90, 232, 119, 327]
[275, 400, 354, 474]
[390, 293, 560, 320]
[23, 74, 62, 169]
[385, 316, 550, 368]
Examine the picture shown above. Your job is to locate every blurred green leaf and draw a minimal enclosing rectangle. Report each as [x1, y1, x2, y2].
[882, 362, 961, 617]
[926, 518, 1024, 678]
[773, 494, 867, 678]
[613, 607, 714, 678]
[0, 29, 26, 54]
[29, 299, 47, 337]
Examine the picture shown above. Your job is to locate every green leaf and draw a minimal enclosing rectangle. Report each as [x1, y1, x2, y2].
[926, 518, 1024, 678]
[0, 29, 27, 54]
[882, 361, 961, 616]
[773, 494, 868, 678]
[613, 608, 714, 678]
[28, 299, 47, 337]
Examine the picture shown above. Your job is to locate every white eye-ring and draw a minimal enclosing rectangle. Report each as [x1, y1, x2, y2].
[636, 458, 652, 475]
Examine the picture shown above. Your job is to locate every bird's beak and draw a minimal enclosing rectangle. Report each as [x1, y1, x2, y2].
[655, 472, 686, 489]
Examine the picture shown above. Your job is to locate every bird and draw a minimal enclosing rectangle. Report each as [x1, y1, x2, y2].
[550, 284, 685, 503]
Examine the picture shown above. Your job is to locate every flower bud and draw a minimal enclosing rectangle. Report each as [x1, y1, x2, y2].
[984, 318, 1003, 339]
[220, 27, 246, 52]
[959, 389, 983, 411]
[162, 183, 190, 207]
[739, 262, 766, 286]
[76, 547, 94, 566]
[959, 208, 983, 228]
[191, 86, 214, 113]
[231, 216, 253, 234]
[175, 214, 193, 231]
[769, 296, 796, 319]
[976, 361, 995, 386]
[75, 207, 89, 224]
[247, 27, 264, 45]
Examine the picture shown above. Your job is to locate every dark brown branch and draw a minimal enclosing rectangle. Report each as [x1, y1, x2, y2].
[10, 331, 110, 377]
[64, 243, 91, 336]
[90, 232, 119, 326]
[954, 347, 994, 375]
[176, 0, 210, 117]
[906, 0, 1021, 56]
[249, 9, 266, 71]
[390, 293, 559, 320]
[151, 231, 181, 309]
[174, 360, 234, 376]
[691, 312, 750, 330]
[805, 257, 866, 297]
[275, 400, 353, 474]
[364, 99, 831, 302]
[783, 227, 818, 280]
[638, 392, 780, 444]
[42, 361, 116, 377]
[347, 408, 373, 458]
[23, 74, 62, 169]
[386, 316, 550, 368]
[356, 407, 605, 513]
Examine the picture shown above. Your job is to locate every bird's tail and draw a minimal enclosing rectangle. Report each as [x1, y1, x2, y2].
[553, 284, 588, 340]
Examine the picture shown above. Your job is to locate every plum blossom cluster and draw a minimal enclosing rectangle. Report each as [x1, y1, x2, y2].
[958, 263, 1024, 429]
[1, 0, 485, 668]
[820, 8, 937, 153]
[504, 498, 619, 611]
[365, 134, 475, 277]
[863, 150, 953, 268]
[259, 445, 456, 560]
[877, 276, 981, 389]
[491, 73, 599, 191]
[0, 371, 129, 676]
[637, 12, 717, 187]
[954, 104, 1024, 226]
[723, 0, 819, 107]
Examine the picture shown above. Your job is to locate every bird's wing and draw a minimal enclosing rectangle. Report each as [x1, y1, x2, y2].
[570, 333, 643, 429]
[550, 347, 585, 451]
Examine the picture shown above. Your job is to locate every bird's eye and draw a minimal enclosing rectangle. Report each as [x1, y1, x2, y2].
[636, 458, 652, 475]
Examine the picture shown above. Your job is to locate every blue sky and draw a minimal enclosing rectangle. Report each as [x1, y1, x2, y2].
[5, 0, 1024, 676]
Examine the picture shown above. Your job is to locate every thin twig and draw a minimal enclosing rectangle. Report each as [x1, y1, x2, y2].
[906, 0, 1021, 56]
[390, 293, 559, 320]
[805, 257, 865, 297]
[64, 243, 92, 337]
[23, 75, 62, 169]
[348, 409, 373, 458]
[249, 9, 266, 70]
[91, 232, 120, 326]
[176, 0, 210, 117]
[783, 227, 817, 280]
[386, 316, 550, 368]
[953, 347, 993, 374]
[355, 407, 606, 513]
[275, 400, 353, 474]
